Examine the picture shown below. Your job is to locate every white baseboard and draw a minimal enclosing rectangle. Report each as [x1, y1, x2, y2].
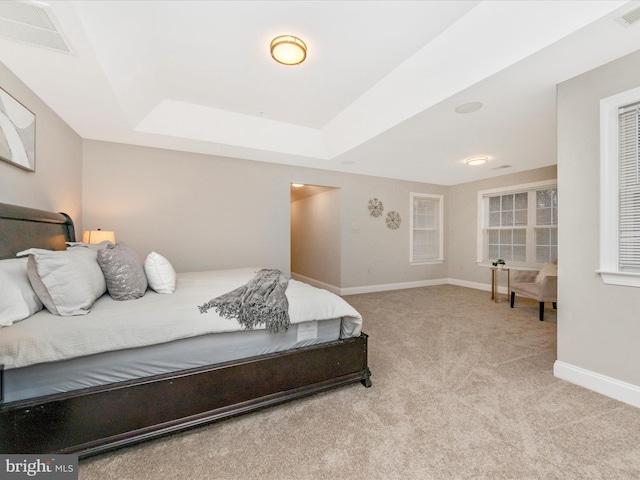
[554, 361, 640, 408]
[292, 274, 496, 297]
[294, 275, 449, 296]
[290, 273, 341, 295]
[447, 278, 491, 292]
[340, 278, 448, 296]
[448, 278, 513, 295]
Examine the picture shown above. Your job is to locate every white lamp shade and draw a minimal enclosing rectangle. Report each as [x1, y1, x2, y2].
[82, 229, 115, 244]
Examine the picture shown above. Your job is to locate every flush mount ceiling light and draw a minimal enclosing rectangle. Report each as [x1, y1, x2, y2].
[270, 35, 307, 65]
[466, 156, 488, 166]
[455, 102, 483, 114]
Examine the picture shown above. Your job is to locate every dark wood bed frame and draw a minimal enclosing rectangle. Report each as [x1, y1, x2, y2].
[0, 202, 371, 457]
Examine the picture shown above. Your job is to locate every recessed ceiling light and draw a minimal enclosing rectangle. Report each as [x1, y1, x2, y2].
[455, 102, 483, 114]
[270, 35, 307, 65]
[466, 156, 488, 166]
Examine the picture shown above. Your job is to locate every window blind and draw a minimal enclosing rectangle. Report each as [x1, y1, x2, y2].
[618, 102, 640, 271]
[410, 194, 442, 263]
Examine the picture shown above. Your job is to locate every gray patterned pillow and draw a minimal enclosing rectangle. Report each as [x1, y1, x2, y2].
[97, 243, 148, 300]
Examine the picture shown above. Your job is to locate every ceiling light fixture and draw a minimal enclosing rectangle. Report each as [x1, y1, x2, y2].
[291, 183, 305, 187]
[270, 35, 307, 65]
[466, 156, 488, 166]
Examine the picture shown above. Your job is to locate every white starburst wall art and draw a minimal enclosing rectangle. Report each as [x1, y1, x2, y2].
[0, 87, 35, 172]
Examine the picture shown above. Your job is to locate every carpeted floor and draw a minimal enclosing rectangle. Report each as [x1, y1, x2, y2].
[79, 285, 640, 479]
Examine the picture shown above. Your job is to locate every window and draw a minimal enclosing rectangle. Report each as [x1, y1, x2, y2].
[534, 188, 559, 264]
[599, 86, 640, 287]
[410, 193, 443, 264]
[477, 181, 557, 267]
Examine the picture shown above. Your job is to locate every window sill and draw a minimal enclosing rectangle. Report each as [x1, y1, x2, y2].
[597, 270, 640, 288]
[411, 260, 443, 266]
[476, 262, 539, 270]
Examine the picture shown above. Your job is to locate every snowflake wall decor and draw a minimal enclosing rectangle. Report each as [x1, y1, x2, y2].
[386, 211, 401, 229]
[368, 198, 384, 217]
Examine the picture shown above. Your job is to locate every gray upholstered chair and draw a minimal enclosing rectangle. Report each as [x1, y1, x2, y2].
[509, 262, 557, 321]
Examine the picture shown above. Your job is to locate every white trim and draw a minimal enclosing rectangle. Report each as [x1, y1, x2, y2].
[410, 192, 444, 264]
[478, 179, 558, 197]
[340, 278, 448, 296]
[340, 278, 502, 296]
[476, 179, 557, 265]
[290, 273, 341, 295]
[554, 361, 640, 408]
[448, 278, 491, 293]
[597, 270, 640, 287]
[410, 260, 444, 266]
[292, 274, 518, 297]
[292, 274, 449, 296]
[599, 86, 640, 287]
[476, 262, 538, 271]
[292, 275, 505, 298]
[448, 278, 515, 295]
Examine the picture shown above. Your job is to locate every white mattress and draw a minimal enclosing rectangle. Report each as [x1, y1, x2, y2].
[0, 268, 363, 370]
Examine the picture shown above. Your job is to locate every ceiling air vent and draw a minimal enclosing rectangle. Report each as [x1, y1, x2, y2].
[616, 5, 640, 27]
[0, 0, 73, 54]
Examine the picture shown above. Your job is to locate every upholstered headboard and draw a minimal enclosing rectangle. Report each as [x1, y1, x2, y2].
[0, 202, 75, 260]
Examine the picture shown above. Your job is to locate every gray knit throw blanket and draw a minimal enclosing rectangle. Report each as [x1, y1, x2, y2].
[198, 269, 290, 333]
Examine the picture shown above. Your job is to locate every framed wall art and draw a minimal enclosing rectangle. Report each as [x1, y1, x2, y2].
[0, 87, 35, 172]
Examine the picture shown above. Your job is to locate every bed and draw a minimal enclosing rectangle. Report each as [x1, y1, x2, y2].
[0, 202, 371, 457]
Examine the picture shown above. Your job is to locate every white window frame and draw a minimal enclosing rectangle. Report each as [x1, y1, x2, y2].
[598, 85, 640, 287]
[410, 192, 444, 265]
[476, 180, 557, 268]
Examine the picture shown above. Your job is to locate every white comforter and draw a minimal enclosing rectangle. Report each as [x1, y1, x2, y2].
[0, 268, 362, 369]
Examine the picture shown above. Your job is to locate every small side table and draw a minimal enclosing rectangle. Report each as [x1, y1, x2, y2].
[490, 267, 510, 303]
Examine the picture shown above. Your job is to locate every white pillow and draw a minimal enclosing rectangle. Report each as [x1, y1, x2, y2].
[144, 252, 176, 294]
[0, 258, 43, 326]
[17, 247, 107, 316]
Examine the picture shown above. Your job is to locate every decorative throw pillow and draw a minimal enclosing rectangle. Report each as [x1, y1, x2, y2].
[144, 252, 177, 294]
[18, 247, 107, 316]
[0, 258, 44, 326]
[97, 243, 148, 300]
[535, 262, 558, 283]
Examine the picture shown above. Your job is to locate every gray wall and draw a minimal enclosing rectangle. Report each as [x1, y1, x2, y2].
[0, 61, 82, 226]
[557, 49, 640, 388]
[82, 140, 448, 289]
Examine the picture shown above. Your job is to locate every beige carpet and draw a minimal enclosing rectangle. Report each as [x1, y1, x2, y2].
[79, 285, 640, 479]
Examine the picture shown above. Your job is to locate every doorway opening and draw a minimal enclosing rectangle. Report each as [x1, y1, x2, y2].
[290, 183, 341, 293]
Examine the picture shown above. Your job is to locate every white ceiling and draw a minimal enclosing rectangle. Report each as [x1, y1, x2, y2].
[1, 0, 640, 185]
